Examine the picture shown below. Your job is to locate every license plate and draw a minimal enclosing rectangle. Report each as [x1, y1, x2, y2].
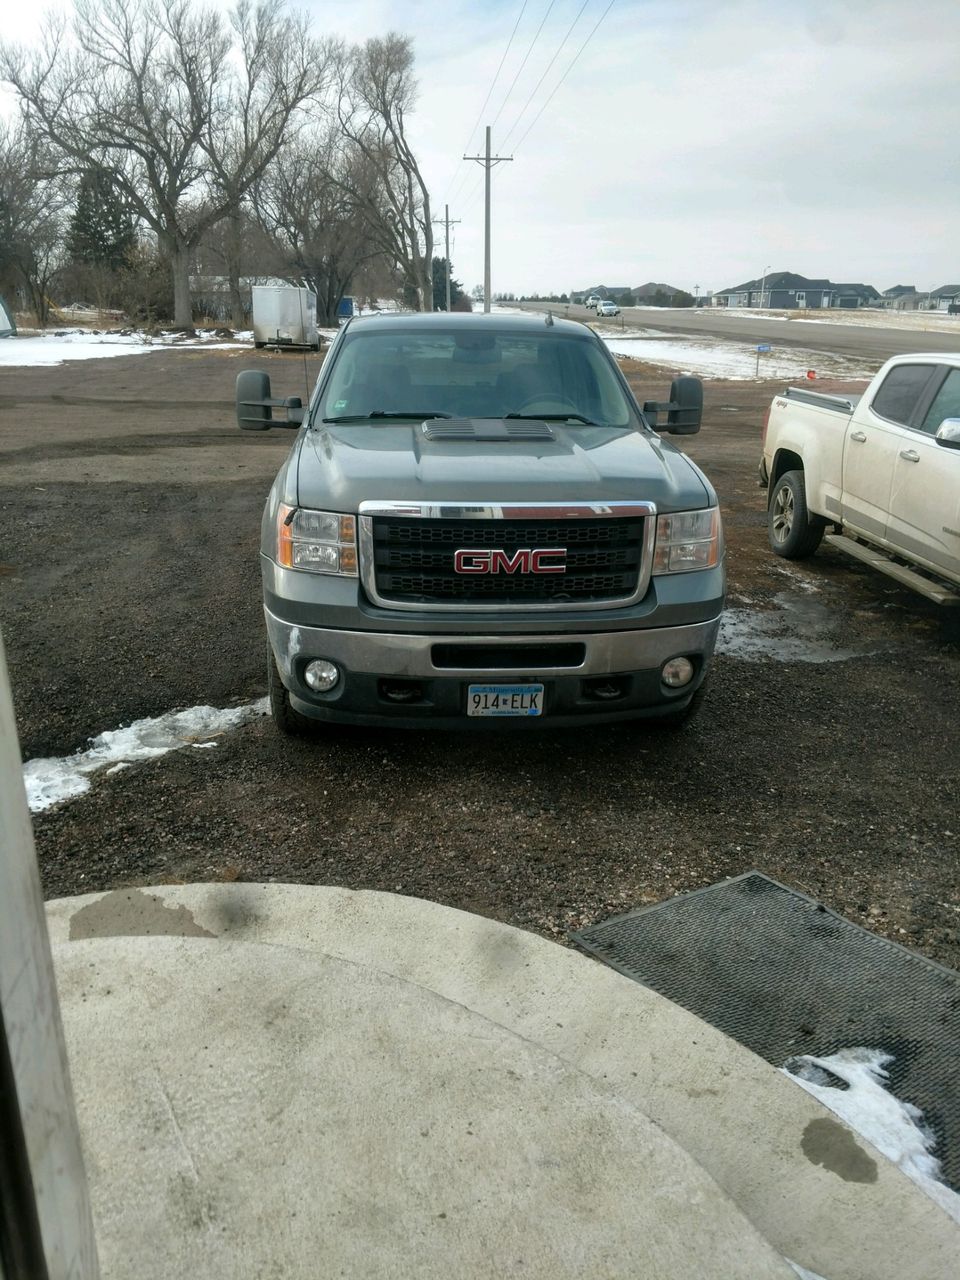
[467, 683, 544, 717]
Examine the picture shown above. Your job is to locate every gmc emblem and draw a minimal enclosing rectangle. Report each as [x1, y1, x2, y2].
[454, 548, 567, 574]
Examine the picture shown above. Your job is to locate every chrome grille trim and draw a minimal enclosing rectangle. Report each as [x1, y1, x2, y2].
[358, 500, 657, 613]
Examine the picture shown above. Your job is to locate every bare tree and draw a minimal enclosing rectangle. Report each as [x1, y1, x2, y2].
[251, 126, 393, 324]
[0, 122, 71, 325]
[335, 34, 433, 311]
[1, 0, 331, 327]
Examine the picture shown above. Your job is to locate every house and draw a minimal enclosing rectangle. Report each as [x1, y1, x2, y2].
[713, 272, 879, 309]
[879, 284, 923, 311]
[631, 282, 686, 305]
[930, 285, 960, 313]
[831, 282, 881, 308]
[571, 282, 693, 306]
[572, 285, 633, 303]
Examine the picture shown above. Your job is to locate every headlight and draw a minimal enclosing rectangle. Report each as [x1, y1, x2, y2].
[277, 505, 357, 576]
[652, 507, 722, 575]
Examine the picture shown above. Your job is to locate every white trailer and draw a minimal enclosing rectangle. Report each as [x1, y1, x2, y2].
[252, 286, 319, 350]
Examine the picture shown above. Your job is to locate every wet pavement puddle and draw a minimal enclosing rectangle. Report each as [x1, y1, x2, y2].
[717, 592, 869, 663]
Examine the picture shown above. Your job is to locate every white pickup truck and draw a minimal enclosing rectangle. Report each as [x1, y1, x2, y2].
[759, 353, 960, 603]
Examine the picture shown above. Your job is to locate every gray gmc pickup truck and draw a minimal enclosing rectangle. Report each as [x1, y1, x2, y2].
[235, 312, 724, 733]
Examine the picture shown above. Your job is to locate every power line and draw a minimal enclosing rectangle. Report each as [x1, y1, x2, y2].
[443, 1, 530, 206]
[513, 0, 617, 152]
[461, 0, 530, 159]
[489, 0, 558, 133]
[499, 0, 591, 149]
[459, 0, 616, 206]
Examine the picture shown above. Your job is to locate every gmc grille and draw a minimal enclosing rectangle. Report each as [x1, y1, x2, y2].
[369, 517, 645, 606]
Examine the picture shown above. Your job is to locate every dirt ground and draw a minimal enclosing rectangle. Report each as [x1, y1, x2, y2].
[1, 344, 958, 967]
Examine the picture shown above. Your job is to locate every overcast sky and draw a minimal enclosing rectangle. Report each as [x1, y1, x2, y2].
[3, 0, 958, 296]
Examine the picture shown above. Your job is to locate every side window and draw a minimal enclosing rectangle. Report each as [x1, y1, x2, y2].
[920, 369, 960, 435]
[870, 364, 936, 426]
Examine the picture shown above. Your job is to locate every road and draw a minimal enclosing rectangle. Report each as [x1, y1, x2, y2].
[516, 302, 960, 360]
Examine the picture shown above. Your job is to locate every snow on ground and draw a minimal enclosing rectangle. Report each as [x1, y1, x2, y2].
[0, 328, 256, 367]
[493, 303, 875, 380]
[783, 1047, 960, 1225]
[23, 699, 269, 812]
[752, 307, 960, 335]
[631, 305, 960, 335]
[603, 334, 875, 382]
[784, 1263, 829, 1280]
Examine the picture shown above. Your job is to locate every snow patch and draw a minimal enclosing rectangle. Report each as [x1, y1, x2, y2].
[23, 699, 270, 813]
[602, 335, 873, 381]
[785, 1263, 829, 1280]
[0, 328, 256, 367]
[783, 1048, 960, 1225]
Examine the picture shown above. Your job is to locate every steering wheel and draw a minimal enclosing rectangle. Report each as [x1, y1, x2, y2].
[513, 394, 580, 414]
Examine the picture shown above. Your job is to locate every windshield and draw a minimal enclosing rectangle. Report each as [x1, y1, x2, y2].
[319, 328, 634, 426]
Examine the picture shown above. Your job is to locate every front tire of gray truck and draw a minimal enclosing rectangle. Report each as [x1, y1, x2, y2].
[267, 643, 318, 738]
[768, 469, 824, 558]
[656, 679, 709, 729]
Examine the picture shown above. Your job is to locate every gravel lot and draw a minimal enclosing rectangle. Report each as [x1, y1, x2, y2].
[2, 343, 958, 965]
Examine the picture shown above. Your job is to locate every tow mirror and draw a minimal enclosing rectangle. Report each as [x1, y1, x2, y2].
[935, 418, 960, 449]
[643, 376, 703, 435]
[236, 370, 304, 431]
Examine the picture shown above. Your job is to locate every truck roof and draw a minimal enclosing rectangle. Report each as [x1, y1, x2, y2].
[345, 311, 593, 338]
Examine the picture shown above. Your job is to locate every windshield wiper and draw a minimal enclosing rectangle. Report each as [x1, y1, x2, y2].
[504, 412, 599, 425]
[322, 411, 453, 423]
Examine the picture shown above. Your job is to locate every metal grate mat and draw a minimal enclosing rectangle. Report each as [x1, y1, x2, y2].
[571, 872, 960, 1191]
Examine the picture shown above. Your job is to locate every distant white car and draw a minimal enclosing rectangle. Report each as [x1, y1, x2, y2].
[583, 294, 601, 309]
[596, 300, 620, 317]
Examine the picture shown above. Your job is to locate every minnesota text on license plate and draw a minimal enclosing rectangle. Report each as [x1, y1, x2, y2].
[467, 684, 544, 716]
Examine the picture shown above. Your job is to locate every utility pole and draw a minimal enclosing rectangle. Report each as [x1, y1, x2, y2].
[432, 205, 461, 311]
[759, 264, 771, 311]
[464, 126, 512, 313]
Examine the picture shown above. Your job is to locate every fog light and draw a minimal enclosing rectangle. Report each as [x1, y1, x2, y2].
[662, 656, 694, 688]
[304, 659, 340, 692]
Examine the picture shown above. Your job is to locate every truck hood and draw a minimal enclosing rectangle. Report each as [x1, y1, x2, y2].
[300, 421, 710, 512]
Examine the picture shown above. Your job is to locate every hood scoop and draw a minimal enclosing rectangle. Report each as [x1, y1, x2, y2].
[421, 418, 556, 442]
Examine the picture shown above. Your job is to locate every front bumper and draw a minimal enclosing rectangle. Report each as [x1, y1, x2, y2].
[265, 609, 722, 728]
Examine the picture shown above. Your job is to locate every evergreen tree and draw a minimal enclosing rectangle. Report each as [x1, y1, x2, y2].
[432, 256, 464, 311]
[67, 170, 135, 271]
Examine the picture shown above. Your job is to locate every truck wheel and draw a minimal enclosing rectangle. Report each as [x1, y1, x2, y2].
[768, 470, 824, 558]
[657, 680, 708, 729]
[267, 643, 317, 738]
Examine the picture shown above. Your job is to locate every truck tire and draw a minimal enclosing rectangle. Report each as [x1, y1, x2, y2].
[768, 470, 824, 558]
[657, 679, 708, 729]
[267, 642, 317, 738]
